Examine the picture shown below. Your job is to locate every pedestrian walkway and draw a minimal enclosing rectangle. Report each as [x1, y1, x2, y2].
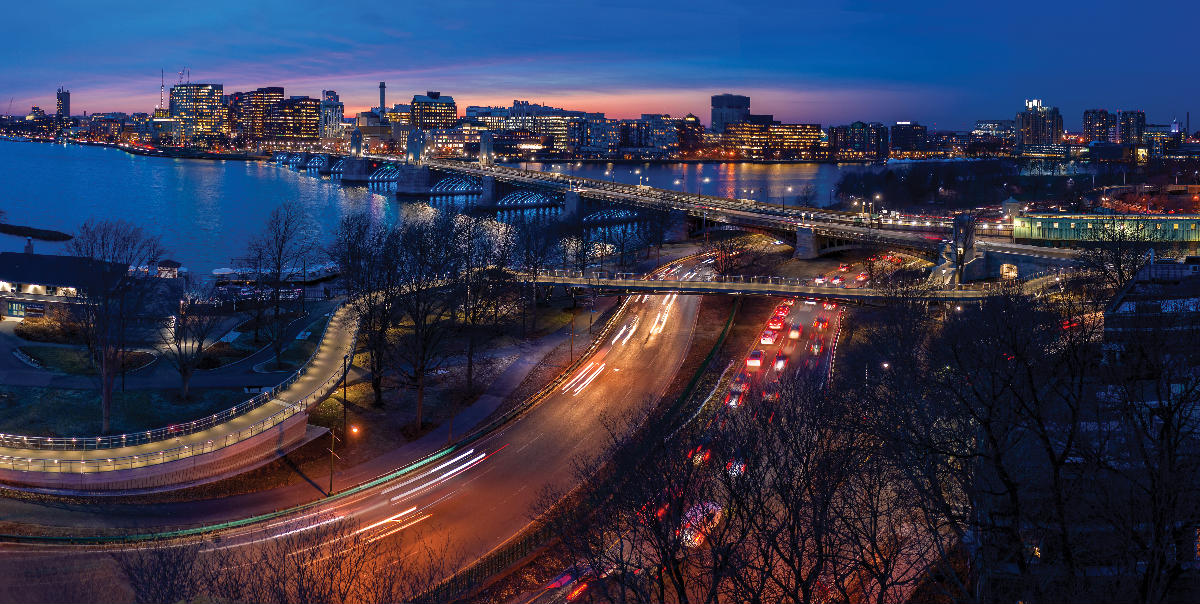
[0, 304, 358, 474]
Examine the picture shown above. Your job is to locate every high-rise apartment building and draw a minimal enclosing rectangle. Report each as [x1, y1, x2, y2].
[169, 83, 228, 140]
[711, 94, 750, 133]
[1083, 109, 1113, 143]
[55, 87, 70, 120]
[319, 90, 344, 139]
[265, 96, 320, 141]
[1015, 99, 1063, 147]
[1118, 110, 1147, 145]
[410, 91, 457, 130]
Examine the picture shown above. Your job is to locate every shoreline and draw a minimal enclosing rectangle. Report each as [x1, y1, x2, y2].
[0, 223, 71, 242]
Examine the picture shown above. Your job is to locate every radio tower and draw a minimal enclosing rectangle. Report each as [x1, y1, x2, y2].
[159, 69, 165, 109]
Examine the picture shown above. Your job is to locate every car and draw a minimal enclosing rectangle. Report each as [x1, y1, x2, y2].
[760, 330, 779, 345]
[762, 380, 781, 402]
[688, 439, 713, 465]
[773, 351, 788, 371]
[813, 276, 826, 284]
[724, 390, 744, 409]
[838, 263, 850, 271]
[788, 324, 802, 339]
[811, 342, 823, 356]
[726, 458, 747, 477]
[746, 349, 765, 368]
[766, 317, 786, 330]
[731, 371, 751, 393]
[781, 298, 796, 306]
[831, 276, 844, 285]
[679, 502, 724, 548]
[856, 272, 868, 282]
[823, 302, 837, 310]
[812, 318, 829, 331]
[773, 305, 790, 317]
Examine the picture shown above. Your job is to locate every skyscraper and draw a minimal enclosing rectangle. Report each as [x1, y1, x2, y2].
[1082, 109, 1113, 143]
[1118, 110, 1146, 145]
[1015, 99, 1062, 147]
[711, 94, 750, 134]
[55, 87, 70, 120]
[378, 82, 386, 122]
[410, 91, 457, 130]
[319, 90, 344, 139]
[169, 83, 227, 140]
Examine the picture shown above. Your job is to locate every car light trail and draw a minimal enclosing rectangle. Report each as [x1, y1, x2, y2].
[572, 363, 606, 395]
[388, 450, 488, 503]
[561, 362, 596, 392]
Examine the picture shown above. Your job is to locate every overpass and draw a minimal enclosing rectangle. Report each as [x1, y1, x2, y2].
[522, 270, 1020, 303]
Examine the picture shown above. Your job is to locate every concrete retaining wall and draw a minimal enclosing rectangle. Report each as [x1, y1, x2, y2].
[0, 412, 310, 493]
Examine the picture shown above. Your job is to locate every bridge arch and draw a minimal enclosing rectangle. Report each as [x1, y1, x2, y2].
[431, 175, 481, 193]
[583, 208, 639, 225]
[497, 190, 560, 209]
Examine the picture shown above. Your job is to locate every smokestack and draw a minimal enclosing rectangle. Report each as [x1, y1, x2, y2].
[379, 82, 386, 113]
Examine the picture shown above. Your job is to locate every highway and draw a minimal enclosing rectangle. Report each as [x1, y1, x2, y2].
[0, 254, 714, 602]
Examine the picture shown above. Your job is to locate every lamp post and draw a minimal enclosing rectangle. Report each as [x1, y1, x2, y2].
[342, 354, 349, 435]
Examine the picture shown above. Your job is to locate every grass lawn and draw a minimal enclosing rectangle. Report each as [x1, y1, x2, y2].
[19, 346, 154, 375]
[264, 314, 331, 371]
[0, 387, 251, 437]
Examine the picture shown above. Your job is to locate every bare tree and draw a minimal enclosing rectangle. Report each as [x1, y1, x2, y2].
[1076, 216, 1155, 292]
[392, 204, 461, 429]
[250, 201, 319, 368]
[159, 274, 229, 400]
[113, 542, 207, 604]
[68, 219, 165, 433]
[331, 213, 399, 407]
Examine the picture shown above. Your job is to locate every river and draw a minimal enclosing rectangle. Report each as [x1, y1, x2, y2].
[0, 141, 872, 274]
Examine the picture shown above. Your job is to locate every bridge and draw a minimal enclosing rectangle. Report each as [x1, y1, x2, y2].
[521, 270, 1038, 303]
[272, 152, 1079, 279]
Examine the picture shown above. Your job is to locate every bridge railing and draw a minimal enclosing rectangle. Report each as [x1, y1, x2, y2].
[0, 305, 356, 453]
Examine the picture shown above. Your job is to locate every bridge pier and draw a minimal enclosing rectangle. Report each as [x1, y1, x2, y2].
[479, 175, 496, 206]
[666, 210, 689, 242]
[395, 165, 431, 196]
[341, 158, 373, 183]
[794, 227, 819, 259]
[562, 190, 582, 221]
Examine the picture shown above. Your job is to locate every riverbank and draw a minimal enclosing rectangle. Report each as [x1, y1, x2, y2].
[0, 223, 71, 242]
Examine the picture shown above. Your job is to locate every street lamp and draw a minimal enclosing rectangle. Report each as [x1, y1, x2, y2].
[786, 186, 793, 208]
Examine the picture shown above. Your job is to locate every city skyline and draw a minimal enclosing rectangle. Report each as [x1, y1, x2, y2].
[7, 0, 1199, 130]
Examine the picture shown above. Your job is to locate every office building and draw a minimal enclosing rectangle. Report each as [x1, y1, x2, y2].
[169, 83, 228, 140]
[265, 96, 320, 141]
[1083, 109, 1114, 143]
[1119, 110, 1147, 145]
[890, 121, 928, 155]
[711, 93, 750, 133]
[319, 90, 344, 139]
[828, 121, 889, 161]
[1015, 99, 1063, 147]
[55, 87, 70, 120]
[410, 91, 457, 130]
[228, 86, 284, 141]
[971, 119, 1016, 142]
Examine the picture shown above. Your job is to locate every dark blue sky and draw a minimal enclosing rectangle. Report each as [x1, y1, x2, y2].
[6, 0, 1198, 130]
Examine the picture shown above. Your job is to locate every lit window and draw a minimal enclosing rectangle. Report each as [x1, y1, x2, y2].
[1053, 222, 1059, 229]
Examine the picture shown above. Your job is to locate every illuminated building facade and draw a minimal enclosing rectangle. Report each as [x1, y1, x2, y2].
[889, 121, 928, 156]
[1119, 110, 1146, 145]
[319, 90, 344, 139]
[1083, 109, 1114, 142]
[828, 121, 889, 161]
[711, 93, 750, 133]
[228, 86, 283, 141]
[169, 83, 228, 140]
[1015, 99, 1063, 148]
[410, 91, 457, 130]
[265, 96, 320, 141]
[55, 87, 70, 120]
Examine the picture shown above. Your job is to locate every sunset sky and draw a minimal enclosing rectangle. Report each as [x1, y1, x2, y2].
[6, 0, 1197, 130]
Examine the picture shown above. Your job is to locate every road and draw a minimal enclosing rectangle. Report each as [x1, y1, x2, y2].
[0, 254, 715, 602]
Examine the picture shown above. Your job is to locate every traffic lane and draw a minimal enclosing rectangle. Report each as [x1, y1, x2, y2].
[378, 290, 702, 575]
[0, 258, 709, 600]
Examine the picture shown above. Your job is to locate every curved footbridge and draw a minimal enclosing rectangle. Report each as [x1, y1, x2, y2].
[0, 306, 358, 493]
